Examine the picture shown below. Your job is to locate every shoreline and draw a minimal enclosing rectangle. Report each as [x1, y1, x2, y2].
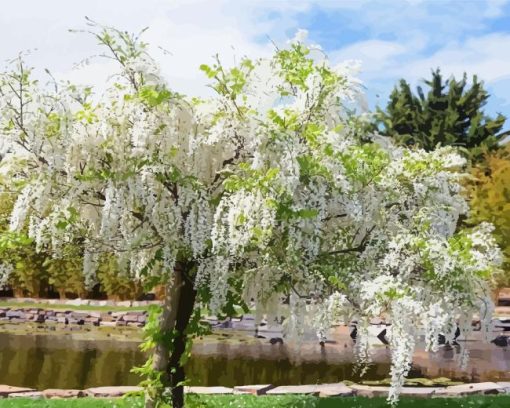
[1, 382, 510, 399]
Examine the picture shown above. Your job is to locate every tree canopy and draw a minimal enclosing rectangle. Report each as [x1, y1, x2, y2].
[469, 145, 510, 287]
[375, 69, 508, 160]
[0, 26, 501, 407]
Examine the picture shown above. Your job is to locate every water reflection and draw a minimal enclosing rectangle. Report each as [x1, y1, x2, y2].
[0, 332, 142, 389]
[0, 329, 509, 389]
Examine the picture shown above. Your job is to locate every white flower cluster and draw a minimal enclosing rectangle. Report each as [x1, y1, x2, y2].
[0, 263, 13, 288]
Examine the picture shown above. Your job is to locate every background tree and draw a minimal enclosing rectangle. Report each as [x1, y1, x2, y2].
[469, 144, 510, 290]
[96, 254, 144, 301]
[0, 190, 141, 299]
[375, 69, 508, 161]
[0, 191, 48, 297]
[0, 25, 501, 407]
[44, 244, 86, 299]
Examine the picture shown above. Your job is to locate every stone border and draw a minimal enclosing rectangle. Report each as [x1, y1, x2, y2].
[1, 382, 510, 399]
[0, 307, 148, 327]
[3, 296, 510, 334]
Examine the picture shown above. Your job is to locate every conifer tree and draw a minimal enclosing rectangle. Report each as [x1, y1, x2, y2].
[376, 69, 508, 161]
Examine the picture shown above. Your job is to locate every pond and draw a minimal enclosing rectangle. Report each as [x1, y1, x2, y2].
[0, 325, 509, 390]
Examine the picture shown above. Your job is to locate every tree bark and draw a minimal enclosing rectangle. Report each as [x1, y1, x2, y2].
[493, 287, 501, 306]
[167, 268, 197, 408]
[145, 267, 183, 408]
[58, 288, 67, 300]
[145, 262, 197, 408]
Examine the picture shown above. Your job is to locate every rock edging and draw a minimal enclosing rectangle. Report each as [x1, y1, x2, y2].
[0, 308, 148, 327]
[1, 382, 510, 399]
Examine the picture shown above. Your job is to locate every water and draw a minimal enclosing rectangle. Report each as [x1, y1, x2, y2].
[0, 332, 142, 389]
[1, 327, 509, 389]
[0, 331, 392, 389]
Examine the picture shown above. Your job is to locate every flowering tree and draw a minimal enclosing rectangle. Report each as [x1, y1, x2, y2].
[0, 26, 501, 407]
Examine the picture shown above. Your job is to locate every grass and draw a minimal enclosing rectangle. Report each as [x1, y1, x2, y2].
[0, 301, 148, 312]
[187, 395, 510, 407]
[2, 395, 510, 408]
[0, 399, 123, 408]
[0, 302, 247, 317]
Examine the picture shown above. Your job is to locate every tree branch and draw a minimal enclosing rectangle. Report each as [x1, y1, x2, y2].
[319, 225, 376, 258]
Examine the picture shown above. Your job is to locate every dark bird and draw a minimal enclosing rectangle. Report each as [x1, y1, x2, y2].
[350, 326, 357, 340]
[377, 328, 389, 345]
[492, 336, 508, 347]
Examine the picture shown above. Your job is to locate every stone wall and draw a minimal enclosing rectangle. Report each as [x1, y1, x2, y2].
[0, 307, 148, 327]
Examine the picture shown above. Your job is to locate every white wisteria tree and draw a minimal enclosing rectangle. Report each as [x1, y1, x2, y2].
[0, 25, 501, 407]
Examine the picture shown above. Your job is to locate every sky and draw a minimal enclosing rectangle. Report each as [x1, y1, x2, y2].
[1, 0, 509, 130]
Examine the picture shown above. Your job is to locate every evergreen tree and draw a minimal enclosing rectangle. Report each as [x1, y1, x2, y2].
[376, 69, 509, 160]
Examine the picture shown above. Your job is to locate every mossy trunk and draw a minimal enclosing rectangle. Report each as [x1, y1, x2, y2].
[145, 262, 197, 408]
[167, 268, 197, 407]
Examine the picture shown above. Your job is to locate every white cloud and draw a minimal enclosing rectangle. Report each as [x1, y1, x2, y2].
[330, 40, 407, 74]
[328, 32, 510, 113]
[398, 34, 510, 83]
[140, 13, 275, 96]
[485, 0, 510, 17]
[0, 0, 299, 96]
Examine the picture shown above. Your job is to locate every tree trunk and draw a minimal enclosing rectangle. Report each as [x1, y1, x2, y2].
[13, 287, 24, 298]
[167, 268, 197, 408]
[145, 262, 196, 408]
[493, 287, 502, 306]
[58, 288, 67, 300]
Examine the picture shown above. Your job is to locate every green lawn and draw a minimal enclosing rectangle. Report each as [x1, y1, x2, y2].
[0, 301, 148, 312]
[2, 396, 510, 408]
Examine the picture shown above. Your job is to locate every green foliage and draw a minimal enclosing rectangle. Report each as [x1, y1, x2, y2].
[44, 245, 86, 299]
[0, 191, 144, 299]
[339, 144, 390, 185]
[200, 57, 254, 104]
[8, 250, 47, 297]
[0, 193, 47, 296]
[469, 145, 510, 287]
[222, 165, 280, 194]
[97, 255, 144, 301]
[375, 69, 508, 161]
[132, 305, 167, 402]
[274, 42, 314, 92]
[138, 85, 173, 107]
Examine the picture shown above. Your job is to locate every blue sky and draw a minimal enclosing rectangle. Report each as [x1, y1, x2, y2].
[293, 1, 510, 123]
[1, 0, 509, 131]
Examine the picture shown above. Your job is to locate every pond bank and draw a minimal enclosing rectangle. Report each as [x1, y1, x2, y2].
[0, 307, 148, 328]
[1, 381, 510, 400]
